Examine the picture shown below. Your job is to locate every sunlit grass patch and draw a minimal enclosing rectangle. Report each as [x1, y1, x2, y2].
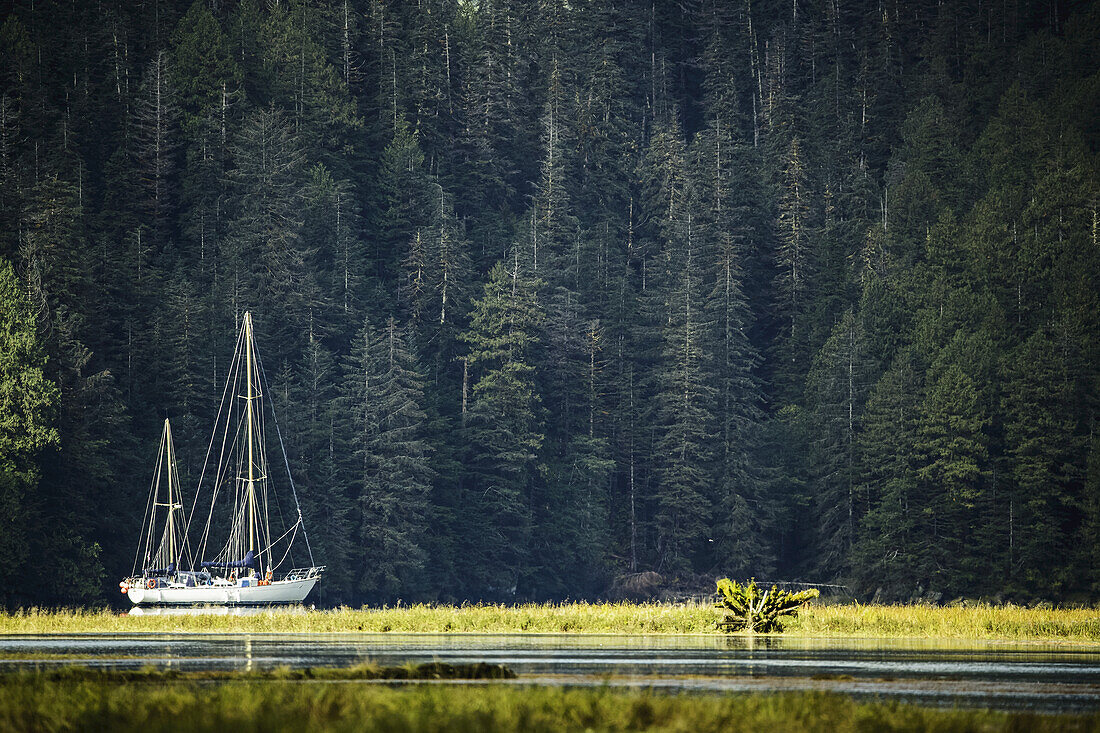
[790, 603, 1100, 641]
[0, 602, 718, 635]
[1, 602, 1098, 642]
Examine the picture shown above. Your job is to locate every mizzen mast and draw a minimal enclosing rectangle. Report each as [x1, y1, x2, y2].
[152, 418, 183, 569]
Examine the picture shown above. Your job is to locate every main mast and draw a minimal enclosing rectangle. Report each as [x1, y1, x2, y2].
[165, 419, 176, 567]
[245, 312, 258, 559]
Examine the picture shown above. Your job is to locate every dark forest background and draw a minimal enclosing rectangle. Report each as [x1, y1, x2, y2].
[0, 0, 1098, 607]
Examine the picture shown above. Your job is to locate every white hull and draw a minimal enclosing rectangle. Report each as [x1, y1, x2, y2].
[127, 577, 318, 606]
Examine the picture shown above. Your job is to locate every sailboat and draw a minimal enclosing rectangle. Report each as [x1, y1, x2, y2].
[122, 312, 324, 605]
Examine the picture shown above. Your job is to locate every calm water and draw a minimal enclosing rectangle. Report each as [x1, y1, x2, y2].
[3, 625, 1099, 712]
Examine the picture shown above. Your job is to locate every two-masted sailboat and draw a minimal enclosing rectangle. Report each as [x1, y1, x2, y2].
[122, 312, 323, 605]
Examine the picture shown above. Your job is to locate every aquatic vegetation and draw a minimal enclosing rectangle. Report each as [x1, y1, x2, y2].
[1, 602, 1099, 642]
[715, 579, 820, 633]
[0, 674, 1096, 732]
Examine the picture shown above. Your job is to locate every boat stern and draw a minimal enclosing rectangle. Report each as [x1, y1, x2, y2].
[126, 584, 146, 605]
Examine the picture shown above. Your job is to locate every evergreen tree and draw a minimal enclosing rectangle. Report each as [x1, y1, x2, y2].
[302, 163, 368, 335]
[915, 332, 994, 591]
[804, 309, 872, 577]
[886, 96, 963, 265]
[1002, 329, 1082, 593]
[444, 0, 522, 269]
[171, 0, 240, 301]
[400, 185, 472, 365]
[375, 114, 433, 292]
[852, 349, 925, 593]
[653, 202, 715, 578]
[290, 325, 352, 604]
[170, 1, 239, 138]
[151, 266, 208, 467]
[339, 317, 433, 603]
[691, 118, 771, 577]
[772, 136, 813, 402]
[528, 62, 579, 282]
[1084, 434, 1100, 593]
[0, 257, 59, 603]
[459, 261, 544, 597]
[262, 1, 360, 178]
[132, 50, 181, 252]
[224, 106, 318, 358]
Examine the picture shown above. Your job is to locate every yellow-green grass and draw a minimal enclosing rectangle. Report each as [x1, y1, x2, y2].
[785, 603, 1100, 642]
[2, 602, 1099, 642]
[0, 673, 1096, 732]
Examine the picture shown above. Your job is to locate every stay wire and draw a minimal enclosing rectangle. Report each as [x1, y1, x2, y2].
[255, 344, 315, 566]
[132, 429, 166, 577]
[190, 325, 246, 567]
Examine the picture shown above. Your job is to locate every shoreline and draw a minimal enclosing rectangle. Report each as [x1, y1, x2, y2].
[1, 603, 1098, 643]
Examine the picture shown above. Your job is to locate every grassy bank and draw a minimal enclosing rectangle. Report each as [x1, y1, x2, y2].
[788, 603, 1100, 641]
[1, 673, 1096, 732]
[1, 602, 1099, 642]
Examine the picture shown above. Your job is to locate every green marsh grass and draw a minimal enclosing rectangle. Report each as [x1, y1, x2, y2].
[2, 602, 1099, 641]
[0, 673, 1096, 732]
[785, 602, 1100, 641]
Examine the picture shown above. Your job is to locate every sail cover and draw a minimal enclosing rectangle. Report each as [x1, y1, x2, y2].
[200, 550, 258, 571]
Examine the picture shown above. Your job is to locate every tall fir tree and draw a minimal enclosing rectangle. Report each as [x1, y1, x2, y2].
[804, 309, 872, 577]
[459, 260, 544, 597]
[852, 348, 926, 594]
[339, 316, 433, 604]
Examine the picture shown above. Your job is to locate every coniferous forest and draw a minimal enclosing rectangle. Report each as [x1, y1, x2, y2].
[0, 0, 1098, 607]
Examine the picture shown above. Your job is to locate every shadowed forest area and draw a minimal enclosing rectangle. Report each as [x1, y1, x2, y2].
[0, 0, 1098, 607]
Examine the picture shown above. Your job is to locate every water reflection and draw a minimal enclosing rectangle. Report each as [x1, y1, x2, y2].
[2, 631, 1098, 711]
[721, 635, 785, 651]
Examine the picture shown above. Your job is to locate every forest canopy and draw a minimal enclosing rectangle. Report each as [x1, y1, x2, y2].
[0, 0, 1097, 606]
